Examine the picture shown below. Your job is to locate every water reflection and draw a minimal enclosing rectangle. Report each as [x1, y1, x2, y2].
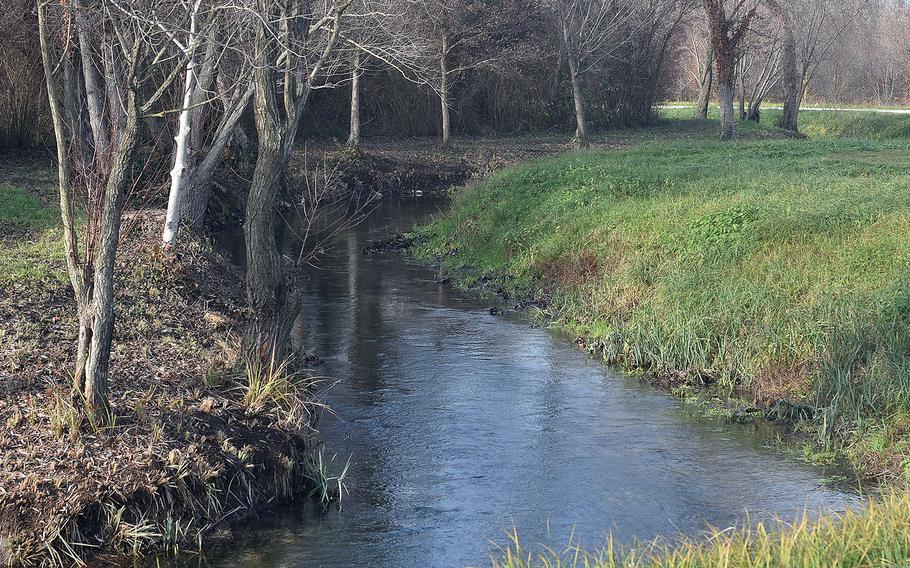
[185, 198, 857, 568]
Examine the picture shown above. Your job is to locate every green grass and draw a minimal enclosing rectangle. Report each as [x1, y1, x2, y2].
[492, 492, 910, 568]
[0, 184, 67, 285]
[0, 184, 58, 229]
[415, 125, 910, 479]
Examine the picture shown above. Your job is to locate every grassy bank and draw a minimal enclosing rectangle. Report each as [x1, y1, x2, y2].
[414, 122, 910, 481]
[0, 159, 327, 566]
[493, 493, 910, 568]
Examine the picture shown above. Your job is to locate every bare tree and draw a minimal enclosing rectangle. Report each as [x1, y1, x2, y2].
[634, 0, 698, 115]
[794, 0, 869, 105]
[339, 0, 435, 148]
[38, 0, 188, 419]
[157, 3, 256, 247]
[347, 47, 364, 146]
[703, 0, 758, 139]
[417, 0, 517, 146]
[74, 0, 110, 156]
[161, 0, 210, 249]
[690, 26, 714, 118]
[735, 13, 781, 122]
[243, 0, 349, 361]
[548, 0, 639, 147]
[764, 0, 799, 131]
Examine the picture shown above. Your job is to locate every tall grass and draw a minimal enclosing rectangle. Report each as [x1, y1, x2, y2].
[237, 354, 329, 431]
[492, 493, 910, 568]
[415, 134, 910, 478]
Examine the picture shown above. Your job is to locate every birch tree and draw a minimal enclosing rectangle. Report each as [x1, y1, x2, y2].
[161, 0, 207, 249]
[159, 2, 256, 247]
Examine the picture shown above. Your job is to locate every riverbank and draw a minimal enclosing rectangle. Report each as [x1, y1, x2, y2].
[0, 128, 673, 566]
[413, 123, 910, 483]
[0, 157, 324, 566]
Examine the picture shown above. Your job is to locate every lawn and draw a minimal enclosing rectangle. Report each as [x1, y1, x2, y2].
[0, 183, 67, 285]
[660, 104, 910, 140]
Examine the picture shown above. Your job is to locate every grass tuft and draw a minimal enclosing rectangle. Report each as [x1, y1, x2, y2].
[237, 354, 327, 431]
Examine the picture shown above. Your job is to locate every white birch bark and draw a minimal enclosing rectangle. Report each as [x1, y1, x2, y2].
[162, 0, 203, 249]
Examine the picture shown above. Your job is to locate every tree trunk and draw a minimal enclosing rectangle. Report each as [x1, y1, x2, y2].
[73, 307, 93, 394]
[243, 0, 310, 362]
[695, 42, 713, 119]
[767, 0, 799, 132]
[181, 84, 253, 232]
[567, 53, 588, 148]
[74, 0, 108, 155]
[162, 6, 201, 249]
[40, 1, 141, 420]
[103, 43, 126, 134]
[83, 80, 141, 420]
[347, 49, 361, 147]
[747, 95, 763, 121]
[190, 32, 217, 154]
[245, 122, 300, 361]
[715, 52, 737, 140]
[703, 0, 755, 141]
[737, 62, 747, 120]
[439, 37, 451, 147]
[39, 1, 92, 396]
[560, 18, 587, 149]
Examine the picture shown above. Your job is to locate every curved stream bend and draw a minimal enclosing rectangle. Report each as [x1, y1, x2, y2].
[191, 198, 856, 568]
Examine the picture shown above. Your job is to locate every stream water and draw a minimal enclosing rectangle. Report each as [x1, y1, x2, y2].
[184, 198, 857, 568]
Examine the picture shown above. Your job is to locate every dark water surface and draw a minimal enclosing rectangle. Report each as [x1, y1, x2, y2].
[186, 198, 856, 568]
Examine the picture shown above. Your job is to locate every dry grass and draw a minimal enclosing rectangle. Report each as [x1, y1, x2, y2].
[493, 493, 910, 568]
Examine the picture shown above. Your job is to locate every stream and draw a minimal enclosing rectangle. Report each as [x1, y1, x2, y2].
[183, 197, 857, 568]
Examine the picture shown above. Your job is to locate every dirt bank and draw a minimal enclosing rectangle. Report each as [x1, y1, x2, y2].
[0, 178, 323, 566]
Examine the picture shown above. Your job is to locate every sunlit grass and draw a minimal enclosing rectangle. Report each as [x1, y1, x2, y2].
[238, 354, 328, 431]
[0, 184, 67, 285]
[492, 493, 910, 568]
